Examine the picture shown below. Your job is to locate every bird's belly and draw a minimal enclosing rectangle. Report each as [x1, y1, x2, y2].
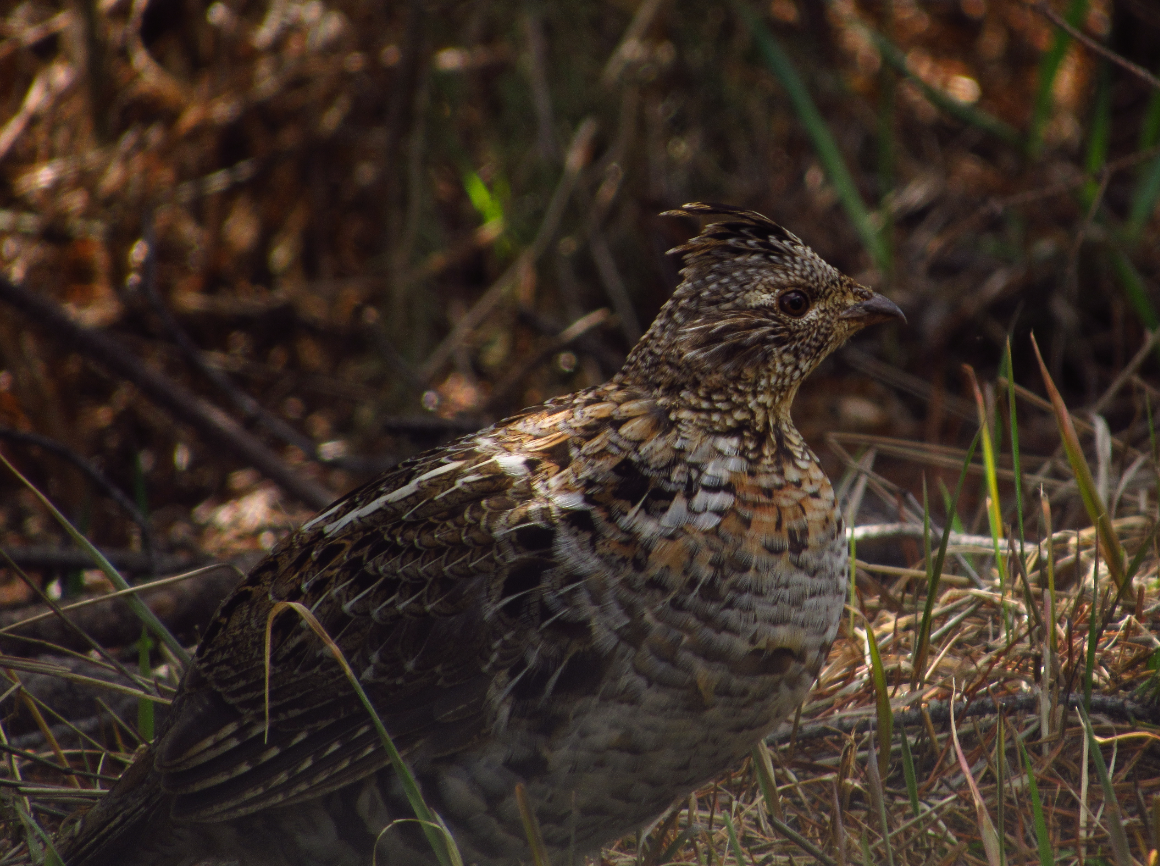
[389, 569, 842, 864]
[358, 526, 848, 866]
[376, 670, 810, 866]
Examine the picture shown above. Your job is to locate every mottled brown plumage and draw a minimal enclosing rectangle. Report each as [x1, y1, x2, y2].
[57, 203, 903, 866]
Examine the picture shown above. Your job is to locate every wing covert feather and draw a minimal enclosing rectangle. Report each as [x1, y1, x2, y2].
[154, 390, 634, 819]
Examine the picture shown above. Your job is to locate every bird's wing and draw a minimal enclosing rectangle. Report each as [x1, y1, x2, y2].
[152, 389, 659, 822]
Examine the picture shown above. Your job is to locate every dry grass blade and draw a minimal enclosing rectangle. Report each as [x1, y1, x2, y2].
[1030, 334, 1128, 595]
[1075, 705, 1133, 866]
[0, 450, 189, 666]
[863, 735, 894, 866]
[750, 741, 838, 865]
[948, 694, 1001, 866]
[759, 814, 838, 866]
[5, 671, 77, 790]
[0, 565, 237, 635]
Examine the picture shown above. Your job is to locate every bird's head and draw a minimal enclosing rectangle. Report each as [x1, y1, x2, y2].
[621, 203, 904, 418]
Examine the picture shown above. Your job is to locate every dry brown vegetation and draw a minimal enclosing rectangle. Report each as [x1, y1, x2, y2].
[0, 0, 1159, 863]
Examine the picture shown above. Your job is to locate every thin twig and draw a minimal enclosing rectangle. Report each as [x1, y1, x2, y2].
[482, 308, 612, 411]
[850, 522, 1000, 550]
[924, 143, 1160, 265]
[0, 274, 333, 509]
[138, 223, 318, 459]
[417, 118, 598, 385]
[588, 229, 642, 343]
[1091, 329, 1160, 416]
[0, 10, 71, 63]
[0, 545, 199, 576]
[0, 549, 152, 702]
[843, 347, 976, 421]
[771, 693, 1160, 746]
[600, 0, 667, 87]
[523, 7, 558, 162]
[0, 562, 241, 656]
[0, 62, 74, 163]
[1034, 1, 1160, 93]
[0, 427, 154, 565]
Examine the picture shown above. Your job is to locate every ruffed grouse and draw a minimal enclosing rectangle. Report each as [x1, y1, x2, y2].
[58, 203, 904, 866]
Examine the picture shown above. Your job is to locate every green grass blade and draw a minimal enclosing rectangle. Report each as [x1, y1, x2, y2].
[1004, 340, 1025, 547]
[752, 741, 784, 822]
[1126, 523, 1159, 586]
[266, 602, 462, 866]
[898, 724, 920, 818]
[964, 366, 1007, 584]
[653, 828, 694, 866]
[1127, 153, 1160, 243]
[862, 24, 1021, 148]
[463, 170, 504, 226]
[1107, 245, 1160, 330]
[752, 744, 838, 866]
[1129, 81, 1160, 240]
[1028, 0, 1088, 157]
[13, 797, 64, 866]
[0, 717, 62, 866]
[137, 629, 155, 741]
[1076, 705, 1133, 866]
[937, 477, 966, 534]
[734, 2, 889, 270]
[0, 449, 189, 665]
[913, 430, 980, 685]
[514, 783, 550, 866]
[1078, 58, 1160, 333]
[722, 810, 747, 866]
[1094, 523, 1158, 643]
[922, 476, 932, 589]
[1142, 81, 1160, 150]
[1016, 734, 1053, 866]
[865, 622, 892, 779]
[1082, 63, 1112, 203]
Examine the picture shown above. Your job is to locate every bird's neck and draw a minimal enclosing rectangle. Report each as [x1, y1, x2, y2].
[606, 373, 805, 460]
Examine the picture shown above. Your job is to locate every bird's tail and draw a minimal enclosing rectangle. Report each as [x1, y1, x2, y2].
[54, 745, 193, 866]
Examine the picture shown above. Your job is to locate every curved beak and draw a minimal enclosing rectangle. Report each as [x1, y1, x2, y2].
[839, 293, 906, 327]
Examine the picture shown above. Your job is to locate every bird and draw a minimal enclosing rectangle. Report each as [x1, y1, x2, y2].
[55, 203, 904, 866]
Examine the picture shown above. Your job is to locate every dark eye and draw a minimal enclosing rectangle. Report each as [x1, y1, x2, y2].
[777, 289, 810, 317]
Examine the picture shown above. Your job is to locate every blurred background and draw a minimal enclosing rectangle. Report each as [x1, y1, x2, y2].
[0, 0, 1156, 615]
